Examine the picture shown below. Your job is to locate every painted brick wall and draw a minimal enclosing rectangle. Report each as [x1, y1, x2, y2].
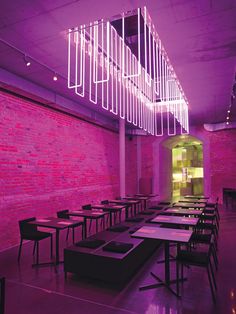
[208, 128, 236, 203]
[0, 91, 120, 250]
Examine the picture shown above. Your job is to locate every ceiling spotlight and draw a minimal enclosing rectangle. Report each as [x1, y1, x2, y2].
[226, 121, 229, 125]
[227, 116, 230, 120]
[53, 73, 58, 81]
[228, 110, 231, 113]
[24, 55, 31, 67]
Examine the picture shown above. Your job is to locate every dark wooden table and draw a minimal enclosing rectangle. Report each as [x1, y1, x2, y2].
[29, 217, 83, 266]
[109, 199, 140, 217]
[91, 204, 126, 226]
[184, 195, 209, 200]
[163, 207, 203, 217]
[151, 215, 199, 227]
[179, 198, 207, 204]
[68, 210, 109, 237]
[173, 202, 205, 209]
[131, 225, 192, 295]
[124, 196, 149, 211]
[135, 193, 158, 198]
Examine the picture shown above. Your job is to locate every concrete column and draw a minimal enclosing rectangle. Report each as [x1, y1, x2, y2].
[137, 136, 142, 193]
[119, 119, 126, 197]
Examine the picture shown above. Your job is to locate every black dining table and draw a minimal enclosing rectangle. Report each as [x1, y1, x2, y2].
[68, 209, 109, 238]
[109, 199, 140, 217]
[29, 217, 83, 266]
[131, 225, 193, 296]
[184, 195, 209, 200]
[91, 204, 126, 226]
[124, 196, 149, 212]
[173, 202, 205, 209]
[179, 198, 207, 204]
[162, 207, 203, 217]
[151, 215, 199, 227]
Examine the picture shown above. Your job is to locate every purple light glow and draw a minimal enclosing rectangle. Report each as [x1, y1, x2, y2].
[67, 7, 189, 135]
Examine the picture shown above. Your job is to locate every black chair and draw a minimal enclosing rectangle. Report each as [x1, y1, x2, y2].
[200, 213, 219, 230]
[57, 210, 83, 243]
[0, 276, 5, 314]
[176, 241, 217, 302]
[18, 217, 53, 264]
[190, 232, 218, 268]
[101, 200, 109, 204]
[204, 197, 220, 219]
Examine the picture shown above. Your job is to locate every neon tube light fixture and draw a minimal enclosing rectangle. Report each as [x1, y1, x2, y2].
[67, 7, 189, 136]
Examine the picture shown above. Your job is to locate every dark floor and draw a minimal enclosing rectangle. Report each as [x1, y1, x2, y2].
[1, 207, 236, 314]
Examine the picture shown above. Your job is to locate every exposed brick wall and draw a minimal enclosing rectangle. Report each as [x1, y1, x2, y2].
[208, 128, 236, 203]
[0, 91, 120, 250]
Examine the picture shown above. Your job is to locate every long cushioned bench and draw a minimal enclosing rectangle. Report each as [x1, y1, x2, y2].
[64, 211, 161, 285]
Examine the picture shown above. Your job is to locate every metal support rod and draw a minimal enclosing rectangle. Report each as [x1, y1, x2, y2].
[119, 118, 126, 198]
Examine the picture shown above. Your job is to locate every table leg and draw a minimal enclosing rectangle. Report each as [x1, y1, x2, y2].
[139, 241, 186, 296]
[144, 199, 147, 210]
[109, 212, 112, 226]
[96, 219, 98, 233]
[55, 229, 60, 265]
[84, 218, 87, 238]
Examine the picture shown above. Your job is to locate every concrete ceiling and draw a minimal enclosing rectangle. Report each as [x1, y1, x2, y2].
[0, 0, 236, 127]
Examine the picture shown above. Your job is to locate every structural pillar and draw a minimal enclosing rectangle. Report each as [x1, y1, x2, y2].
[119, 119, 126, 198]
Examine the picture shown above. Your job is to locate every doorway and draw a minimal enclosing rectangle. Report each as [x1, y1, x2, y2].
[172, 138, 203, 197]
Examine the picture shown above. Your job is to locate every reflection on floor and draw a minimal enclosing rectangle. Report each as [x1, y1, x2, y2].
[0, 207, 236, 314]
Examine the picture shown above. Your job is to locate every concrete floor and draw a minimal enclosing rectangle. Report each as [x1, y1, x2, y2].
[0, 207, 235, 314]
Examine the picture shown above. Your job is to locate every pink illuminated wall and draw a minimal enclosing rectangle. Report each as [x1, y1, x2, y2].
[0, 91, 120, 250]
[208, 128, 236, 202]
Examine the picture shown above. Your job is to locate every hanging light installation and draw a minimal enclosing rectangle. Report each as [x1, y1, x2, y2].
[67, 7, 189, 135]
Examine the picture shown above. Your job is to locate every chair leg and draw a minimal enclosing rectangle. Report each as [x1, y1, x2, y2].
[212, 246, 218, 270]
[33, 241, 37, 255]
[89, 219, 92, 233]
[206, 266, 216, 302]
[72, 227, 75, 243]
[36, 241, 39, 265]
[181, 263, 184, 280]
[66, 228, 70, 241]
[50, 235, 53, 259]
[176, 260, 180, 297]
[209, 260, 217, 290]
[17, 238, 23, 262]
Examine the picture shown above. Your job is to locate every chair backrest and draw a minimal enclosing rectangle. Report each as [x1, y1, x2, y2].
[101, 200, 109, 204]
[57, 210, 69, 219]
[19, 217, 37, 236]
[82, 204, 92, 210]
[159, 202, 171, 205]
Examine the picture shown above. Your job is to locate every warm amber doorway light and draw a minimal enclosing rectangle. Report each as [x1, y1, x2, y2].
[172, 142, 203, 197]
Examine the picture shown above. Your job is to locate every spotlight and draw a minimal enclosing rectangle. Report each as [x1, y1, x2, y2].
[228, 110, 231, 113]
[53, 73, 58, 81]
[227, 116, 230, 120]
[226, 121, 229, 125]
[24, 55, 31, 67]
